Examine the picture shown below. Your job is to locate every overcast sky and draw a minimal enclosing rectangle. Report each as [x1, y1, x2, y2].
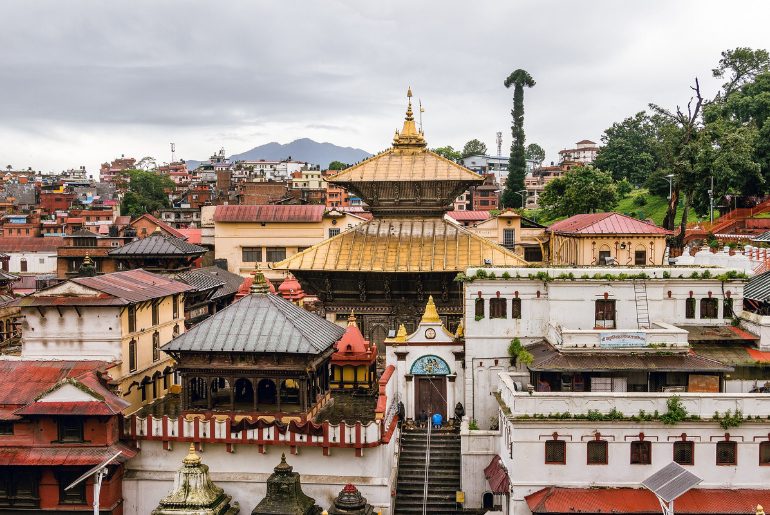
[1, 0, 769, 173]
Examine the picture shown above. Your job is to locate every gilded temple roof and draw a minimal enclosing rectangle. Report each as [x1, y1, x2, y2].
[274, 217, 526, 273]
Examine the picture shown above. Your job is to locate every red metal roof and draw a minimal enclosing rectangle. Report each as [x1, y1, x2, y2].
[484, 455, 510, 494]
[0, 360, 126, 418]
[526, 487, 770, 514]
[177, 228, 202, 244]
[72, 269, 192, 303]
[214, 204, 326, 223]
[548, 212, 672, 235]
[0, 237, 64, 252]
[131, 213, 187, 239]
[447, 210, 492, 222]
[0, 443, 136, 466]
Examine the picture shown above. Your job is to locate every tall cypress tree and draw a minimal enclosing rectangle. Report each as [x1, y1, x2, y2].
[501, 69, 536, 208]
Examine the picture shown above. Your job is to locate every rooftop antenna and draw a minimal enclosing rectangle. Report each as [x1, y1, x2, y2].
[170, 142, 176, 163]
[496, 132, 503, 157]
[419, 99, 425, 134]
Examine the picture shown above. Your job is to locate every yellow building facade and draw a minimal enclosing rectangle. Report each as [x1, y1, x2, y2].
[548, 212, 671, 266]
[461, 209, 549, 263]
[212, 205, 366, 280]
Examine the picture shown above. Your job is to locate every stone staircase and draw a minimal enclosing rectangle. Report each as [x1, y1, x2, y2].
[394, 426, 462, 514]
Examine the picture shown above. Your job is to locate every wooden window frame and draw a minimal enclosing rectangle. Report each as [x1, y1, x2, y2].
[545, 440, 566, 465]
[587, 440, 608, 465]
[685, 298, 696, 319]
[673, 440, 695, 466]
[265, 247, 286, 262]
[630, 440, 651, 465]
[760, 441, 770, 466]
[634, 250, 647, 265]
[152, 332, 160, 362]
[489, 298, 507, 319]
[700, 298, 719, 319]
[57, 417, 84, 443]
[595, 299, 616, 329]
[128, 339, 137, 372]
[128, 305, 136, 333]
[241, 247, 262, 263]
[716, 440, 737, 466]
[511, 298, 522, 319]
[474, 298, 485, 319]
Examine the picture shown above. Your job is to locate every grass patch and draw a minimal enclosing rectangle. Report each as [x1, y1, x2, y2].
[615, 189, 699, 226]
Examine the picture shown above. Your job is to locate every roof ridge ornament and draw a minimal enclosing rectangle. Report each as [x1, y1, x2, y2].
[421, 295, 441, 324]
[250, 263, 270, 295]
[392, 87, 427, 152]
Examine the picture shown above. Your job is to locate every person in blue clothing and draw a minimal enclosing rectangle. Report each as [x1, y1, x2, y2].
[431, 412, 443, 429]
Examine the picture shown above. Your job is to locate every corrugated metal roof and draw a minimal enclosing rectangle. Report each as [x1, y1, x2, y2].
[327, 148, 483, 183]
[752, 231, 770, 242]
[0, 360, 127, 417]
[549, 212, 672, 235]
[528, 341, 732, 372]
[274, 217, 526, 272]
[163, 293, 344, 354]
[174, 269, 225, 292]
[0, 443, 136, 466]
[109, 234, 206, 256]
[0, 237, 65, 252]
[745, 271, 770, 301]
[214, 204, 326, 223]
[446, 210, 492, 222]
[526, 487, 770, 514]
[131, 213, 187, 239]
[14, 401, 121, 416]
[70, 269, 192, 303]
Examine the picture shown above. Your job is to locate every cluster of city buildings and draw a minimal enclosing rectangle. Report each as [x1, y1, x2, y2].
[0, 94, 770, 515]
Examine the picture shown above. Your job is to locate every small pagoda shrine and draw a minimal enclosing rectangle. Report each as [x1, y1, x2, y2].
[152, 444, 240, 515]
[327, 484, 374, 515]
[251, 454, 322, 515]
[109, 229, 207, 273]
[162, 267, 344, 419]
[277, 274, 306, 305]
[330, 312, 377, 390]
[385, 296, 463, 421]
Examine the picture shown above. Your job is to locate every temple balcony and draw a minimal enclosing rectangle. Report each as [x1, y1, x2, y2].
[546, 321, 690, 352]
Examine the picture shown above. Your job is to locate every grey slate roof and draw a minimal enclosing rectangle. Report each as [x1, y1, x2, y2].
[174, 269, 225, 292]
[752, 231, 770, 242]
[745, 271, 770, 302]
[109, 235, 206, 257]
[162, 294, 345, 354]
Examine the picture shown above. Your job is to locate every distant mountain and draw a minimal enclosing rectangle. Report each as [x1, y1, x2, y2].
[185, 138, 371, 170]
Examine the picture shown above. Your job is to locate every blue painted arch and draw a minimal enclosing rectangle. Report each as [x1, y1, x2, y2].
[410, 355, 451, 375]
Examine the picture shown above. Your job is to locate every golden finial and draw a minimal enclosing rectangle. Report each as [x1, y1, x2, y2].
[393, 87, 426, 151]
[757, 506, 765, 515]
[421, 295, 441, 324]
[183, 443, 201, 465]
[347, 311, 358, 327]
[455, 321, 464, 338]
[395, 324, 408, 343]
[250, 263, 269, 295]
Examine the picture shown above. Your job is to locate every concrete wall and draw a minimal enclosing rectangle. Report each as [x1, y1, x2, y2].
[124, 438, 397, 514]
[6, 251, 58, 274]
[460, 419, 503, 513]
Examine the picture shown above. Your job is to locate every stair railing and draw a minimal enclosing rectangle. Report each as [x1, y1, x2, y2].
[422, 419, 432, 515]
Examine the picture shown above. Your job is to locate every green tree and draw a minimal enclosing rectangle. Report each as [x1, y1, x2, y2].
[525, 143, 545, 165]
[461, 139, 488, 158]
[501, 69, 536, 208]
[539, 165, 618, 218]
[712, 47, 770, 98]
[328, 161, 349, 171]
[120, 169, 174, 218]
[595, 112, 664, 186]
[432, 146, 462, 162]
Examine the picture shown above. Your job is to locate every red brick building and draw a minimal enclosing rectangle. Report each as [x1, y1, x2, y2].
[39, 192, 76, 214]
[0, 360, 134, 513]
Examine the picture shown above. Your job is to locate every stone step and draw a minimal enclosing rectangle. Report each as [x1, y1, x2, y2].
[397, 472, 460, 482]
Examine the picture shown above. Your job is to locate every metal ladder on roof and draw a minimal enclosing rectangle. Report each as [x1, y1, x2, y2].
[633, 279, 650, 329]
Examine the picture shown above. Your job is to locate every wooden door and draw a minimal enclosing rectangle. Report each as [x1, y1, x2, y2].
[415, 377, 447, 420]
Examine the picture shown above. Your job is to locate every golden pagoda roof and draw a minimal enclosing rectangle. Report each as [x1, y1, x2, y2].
[327, 89, 483, 184]
[274, 217, 526, 273]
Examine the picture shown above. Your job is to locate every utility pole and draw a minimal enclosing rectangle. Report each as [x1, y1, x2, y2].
[708, 176, 714, 223]
[170, 142, 176, 163]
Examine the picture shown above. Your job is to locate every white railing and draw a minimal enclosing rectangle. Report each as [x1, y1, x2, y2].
[498, 372, 770, 419]
[547, 321, 689, 351]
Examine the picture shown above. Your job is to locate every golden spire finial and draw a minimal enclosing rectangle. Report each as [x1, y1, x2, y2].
[421, 295, 441, 324]
[393, 87, 426, 151]
[347, 311, 358, 327]
[395, 324, 408, 342]
[757, 506, 765, 515]
[183, 443, 201, 465]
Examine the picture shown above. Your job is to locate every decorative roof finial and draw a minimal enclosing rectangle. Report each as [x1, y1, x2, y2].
[421, 295, 441, 324]
[757, 506, 765, 515]
[455, 320, 464, 338]
[250, 263, 270, 295]
[183, 443, 201, 466]
[347, 311, 358, 327]
[393, 87, 427, 151]
[395, 324, 407, 343]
